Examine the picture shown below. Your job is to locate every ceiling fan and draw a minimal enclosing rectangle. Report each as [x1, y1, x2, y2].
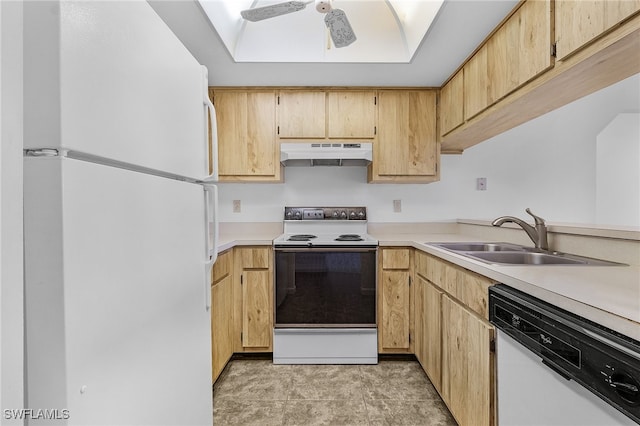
[240, 0, 357, 48]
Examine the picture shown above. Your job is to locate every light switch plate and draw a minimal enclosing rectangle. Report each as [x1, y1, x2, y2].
[393, 199, 402, 212]
[233, 200, 241, 213]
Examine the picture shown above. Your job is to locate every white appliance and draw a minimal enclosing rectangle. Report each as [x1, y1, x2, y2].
[489, 285, 640, 425]
[280, 142, 372, 166]
[273, 207, 378, 364]
[23, 2, 218, 425]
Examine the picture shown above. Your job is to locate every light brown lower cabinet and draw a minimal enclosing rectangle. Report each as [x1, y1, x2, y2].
[233, 247, 274, 352]
[378, 248, 413, 353]
[441, 294, 495, 426]
[211, 250, 233, 382]
[414, 249, 496, 425]
[414, 275, 443, 392]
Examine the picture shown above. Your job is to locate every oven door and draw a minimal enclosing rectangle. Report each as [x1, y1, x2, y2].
[274, 246, 377, 328]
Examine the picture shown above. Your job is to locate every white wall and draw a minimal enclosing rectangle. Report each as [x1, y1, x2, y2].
[596, 113, 640, 226]
[218, 73, 640, 226]
[1, 0, 25, 421]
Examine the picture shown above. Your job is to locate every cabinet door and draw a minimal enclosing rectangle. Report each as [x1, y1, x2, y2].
[605, 0, 640, 28]
[380, 270, 411, 351]
[440, 70, 464, 136]
[211, 274, 233, 382]
[277, 91, 326, 138]
[487, 12, 519, 104]
[442, 295, 494, 426]
[556, 1, 605, 60]
[414, 276, 425, 366]
[242, 269, 272, 349]
[424, 278, 443, 392]
[376, 91, 437, 178]
[517, 0, 553, 85]
[213, 90, 277, 179]
[327, 91, 376, 138]
[463, 44, 489, 119]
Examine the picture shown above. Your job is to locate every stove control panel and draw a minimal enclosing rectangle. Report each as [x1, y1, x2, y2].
[284, 207, 367, 221]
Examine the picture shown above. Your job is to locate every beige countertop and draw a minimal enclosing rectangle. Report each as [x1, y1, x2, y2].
[215, 223, 640, 342]
[373, 232, 640, 342]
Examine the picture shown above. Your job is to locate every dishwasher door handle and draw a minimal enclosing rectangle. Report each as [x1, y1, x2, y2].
[542, 359, 572, 381]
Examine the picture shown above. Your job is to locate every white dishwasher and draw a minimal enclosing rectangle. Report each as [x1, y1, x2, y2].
[489, 284, 640, 425]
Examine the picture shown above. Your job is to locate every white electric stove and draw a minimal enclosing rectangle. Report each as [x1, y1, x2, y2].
[272, 207, 378, 364]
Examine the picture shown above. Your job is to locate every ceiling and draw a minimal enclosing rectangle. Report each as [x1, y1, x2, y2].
[149, 0, 519, 86]
[197, 0, 445, 64]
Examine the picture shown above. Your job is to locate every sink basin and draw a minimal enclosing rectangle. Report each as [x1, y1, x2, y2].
[467, 251, 589, 265]
[427, 242, 624, 266]
[431, 242, 529, 252]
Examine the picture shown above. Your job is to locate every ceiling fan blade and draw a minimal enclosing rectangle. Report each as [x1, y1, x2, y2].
[324, 9, 356, 48]
[241, 1, 309, 22]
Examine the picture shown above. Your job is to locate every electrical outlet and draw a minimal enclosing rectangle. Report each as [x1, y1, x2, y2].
[393, 199, 402, 213]
[232, 200, 241, 213]
[476, 177, 487, 191]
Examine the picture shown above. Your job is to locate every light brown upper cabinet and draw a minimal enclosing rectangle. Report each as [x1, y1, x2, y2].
[371, 90, 438, 183]
[441, 0, 638, 153]
[440, 70, 464, 136]
[556, 0, 640, 60]
[277, 91, 326, 138]
[517, 0, 553, 85]
[487, 0, 553, 104]
[468, 0, 552, 119]
[327, 91, 376, 138]
[210, 89, 279, 182]
[463, 44, 489, 120]
[277, 90, 376, 140]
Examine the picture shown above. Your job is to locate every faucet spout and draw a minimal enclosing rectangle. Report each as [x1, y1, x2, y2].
[492, 208, 549, 250]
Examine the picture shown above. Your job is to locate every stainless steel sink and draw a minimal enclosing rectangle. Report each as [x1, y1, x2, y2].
[430, 242, 528, 252]
[427, 242, 624, 266]
[467, 251, 588, 265]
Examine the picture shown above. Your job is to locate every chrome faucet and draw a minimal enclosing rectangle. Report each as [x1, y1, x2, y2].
[492, 208, 549, 250]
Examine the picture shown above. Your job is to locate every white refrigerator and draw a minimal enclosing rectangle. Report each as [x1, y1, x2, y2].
[23, 1, 218, 425]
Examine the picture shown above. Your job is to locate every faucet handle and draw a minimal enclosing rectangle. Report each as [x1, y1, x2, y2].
[525, 208, 546, 225]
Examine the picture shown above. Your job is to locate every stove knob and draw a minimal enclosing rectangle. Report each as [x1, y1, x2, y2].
[294, 211, 301, 219]
[286, 211, 293, 219]
[349, 211, 356, 219]
[358, 211, 365, 219]
[332, 210, 339, 218]
[340, 211, 347, 219]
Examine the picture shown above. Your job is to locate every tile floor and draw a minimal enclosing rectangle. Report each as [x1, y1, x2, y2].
[213, 358, 457, 425]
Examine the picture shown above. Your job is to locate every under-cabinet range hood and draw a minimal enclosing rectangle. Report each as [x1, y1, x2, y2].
[280, 143, 372, 167]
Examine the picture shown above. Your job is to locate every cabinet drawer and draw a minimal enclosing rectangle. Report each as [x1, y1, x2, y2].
[381, 248, 411, 269]
[415, 250, 429, 279]
[458, 270, 496, 320]
[239, 247, 270, 269]
[211, 250, 232, 284]
[429, 256, 459, 296]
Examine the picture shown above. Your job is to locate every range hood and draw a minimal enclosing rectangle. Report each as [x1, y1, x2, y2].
[280, 143, 372, 167]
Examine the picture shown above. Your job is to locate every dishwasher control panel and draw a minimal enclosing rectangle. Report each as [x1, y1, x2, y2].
[489, 284, 640, 424]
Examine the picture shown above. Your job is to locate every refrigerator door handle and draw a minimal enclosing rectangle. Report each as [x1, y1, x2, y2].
[204, 184, 218, 311]
[202, 66, 218, 182]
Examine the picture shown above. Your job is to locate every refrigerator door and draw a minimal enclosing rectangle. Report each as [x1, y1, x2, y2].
[24, 1, 214, 180]
[24, 156, 212, 425]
